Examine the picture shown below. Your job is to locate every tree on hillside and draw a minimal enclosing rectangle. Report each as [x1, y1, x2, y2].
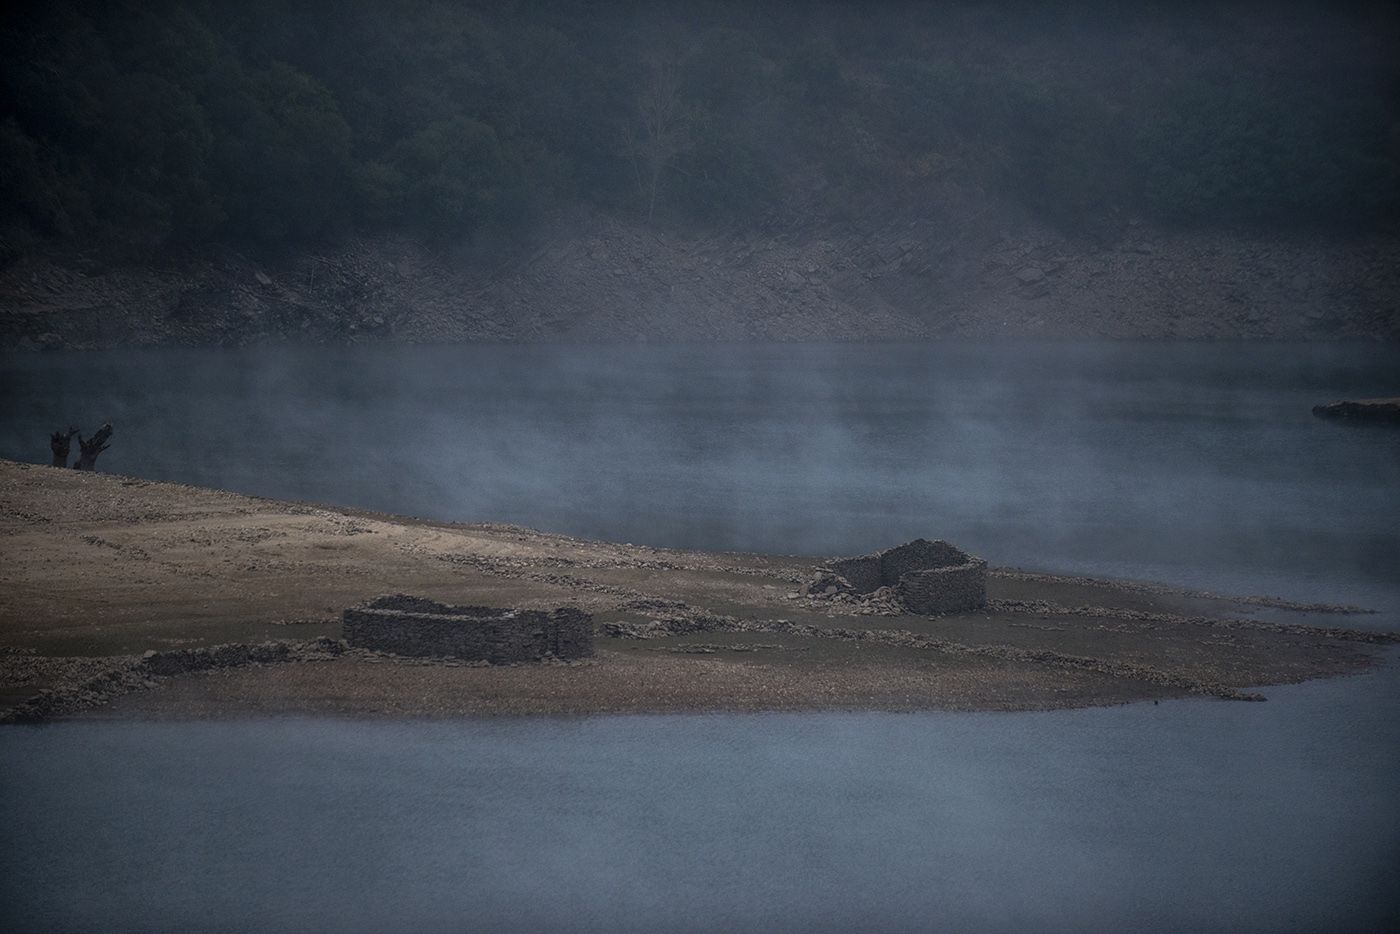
[213, 62, 354, 243]
[622, 55, 694, 224]
[390, 116, 520, 239]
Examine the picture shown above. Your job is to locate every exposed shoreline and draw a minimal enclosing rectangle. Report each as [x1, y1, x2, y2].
[2, 458, 1394, 722]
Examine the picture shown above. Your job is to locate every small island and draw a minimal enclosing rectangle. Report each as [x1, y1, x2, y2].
[1312, 397, 1400, 423]
[0, 458, 1393, 722]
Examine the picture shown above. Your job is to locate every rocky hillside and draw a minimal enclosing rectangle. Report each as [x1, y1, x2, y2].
[5, 1, 1397, 346]
[3, 207, 1397, 349]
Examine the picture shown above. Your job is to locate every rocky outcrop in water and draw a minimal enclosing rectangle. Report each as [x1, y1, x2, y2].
[1312, 398, 1400, 424]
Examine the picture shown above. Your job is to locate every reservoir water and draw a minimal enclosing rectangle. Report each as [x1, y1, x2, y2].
[2, 341, 1398, 610]
[2, 659, 1398, 934]
[2, 341, 1398, 931]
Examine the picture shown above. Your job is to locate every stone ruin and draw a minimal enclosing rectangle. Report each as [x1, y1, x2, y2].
[807, 539, 987, 615]
[343, 595, 594, 663]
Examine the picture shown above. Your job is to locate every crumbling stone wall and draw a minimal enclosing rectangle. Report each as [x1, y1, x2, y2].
[895, 562, 987, 615]
[820, 539, 987, 614]
[343, 595, 593, 662]
[878, 540, 967, 583]
[826, 555, 883, 593]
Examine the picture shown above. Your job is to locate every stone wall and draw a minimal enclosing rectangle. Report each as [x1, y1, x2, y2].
[821, 539, 987, 615]
[878, 540, 968, 583]
[826, 555, 883, 593]
[0, 638, 341, 724]
[343, 595, 593, 663]
[895, 562, 987, 615]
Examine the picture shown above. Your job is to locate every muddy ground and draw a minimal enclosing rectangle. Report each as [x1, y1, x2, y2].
[1, 458, 1393, 720]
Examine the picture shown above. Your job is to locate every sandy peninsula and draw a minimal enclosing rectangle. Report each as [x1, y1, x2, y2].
[0, 458, 1393, 721]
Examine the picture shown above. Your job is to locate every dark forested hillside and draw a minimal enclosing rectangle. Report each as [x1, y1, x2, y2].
[3, 0, 1398, 260]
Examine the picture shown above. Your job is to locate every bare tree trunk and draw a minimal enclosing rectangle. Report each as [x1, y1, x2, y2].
[648, 161, 660, 224]
[74, 423, 112, 471]
[621, 54, 692, 225]
[50, 427, 77, 468]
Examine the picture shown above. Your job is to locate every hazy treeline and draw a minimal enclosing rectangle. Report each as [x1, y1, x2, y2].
[2, 0, 1397, 252]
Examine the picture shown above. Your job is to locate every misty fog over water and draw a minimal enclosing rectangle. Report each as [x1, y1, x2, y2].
[6, 3, 1400, 931]
[3, 341, 1399, 934]
[3, 341, 1397, 613]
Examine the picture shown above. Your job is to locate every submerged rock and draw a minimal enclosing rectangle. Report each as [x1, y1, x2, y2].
[1311, 398, 1400, 424]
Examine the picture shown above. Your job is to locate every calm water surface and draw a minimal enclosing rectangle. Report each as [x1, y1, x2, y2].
[2, 657, 1398, 934]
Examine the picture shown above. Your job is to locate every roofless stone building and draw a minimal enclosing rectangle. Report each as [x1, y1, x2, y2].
[343, 595, 593, 663]
[821, 539, 987, 614]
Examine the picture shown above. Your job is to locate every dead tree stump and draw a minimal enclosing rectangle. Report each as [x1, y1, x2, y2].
[49, 427, 78, 467]
[74, 423, 112, 471]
